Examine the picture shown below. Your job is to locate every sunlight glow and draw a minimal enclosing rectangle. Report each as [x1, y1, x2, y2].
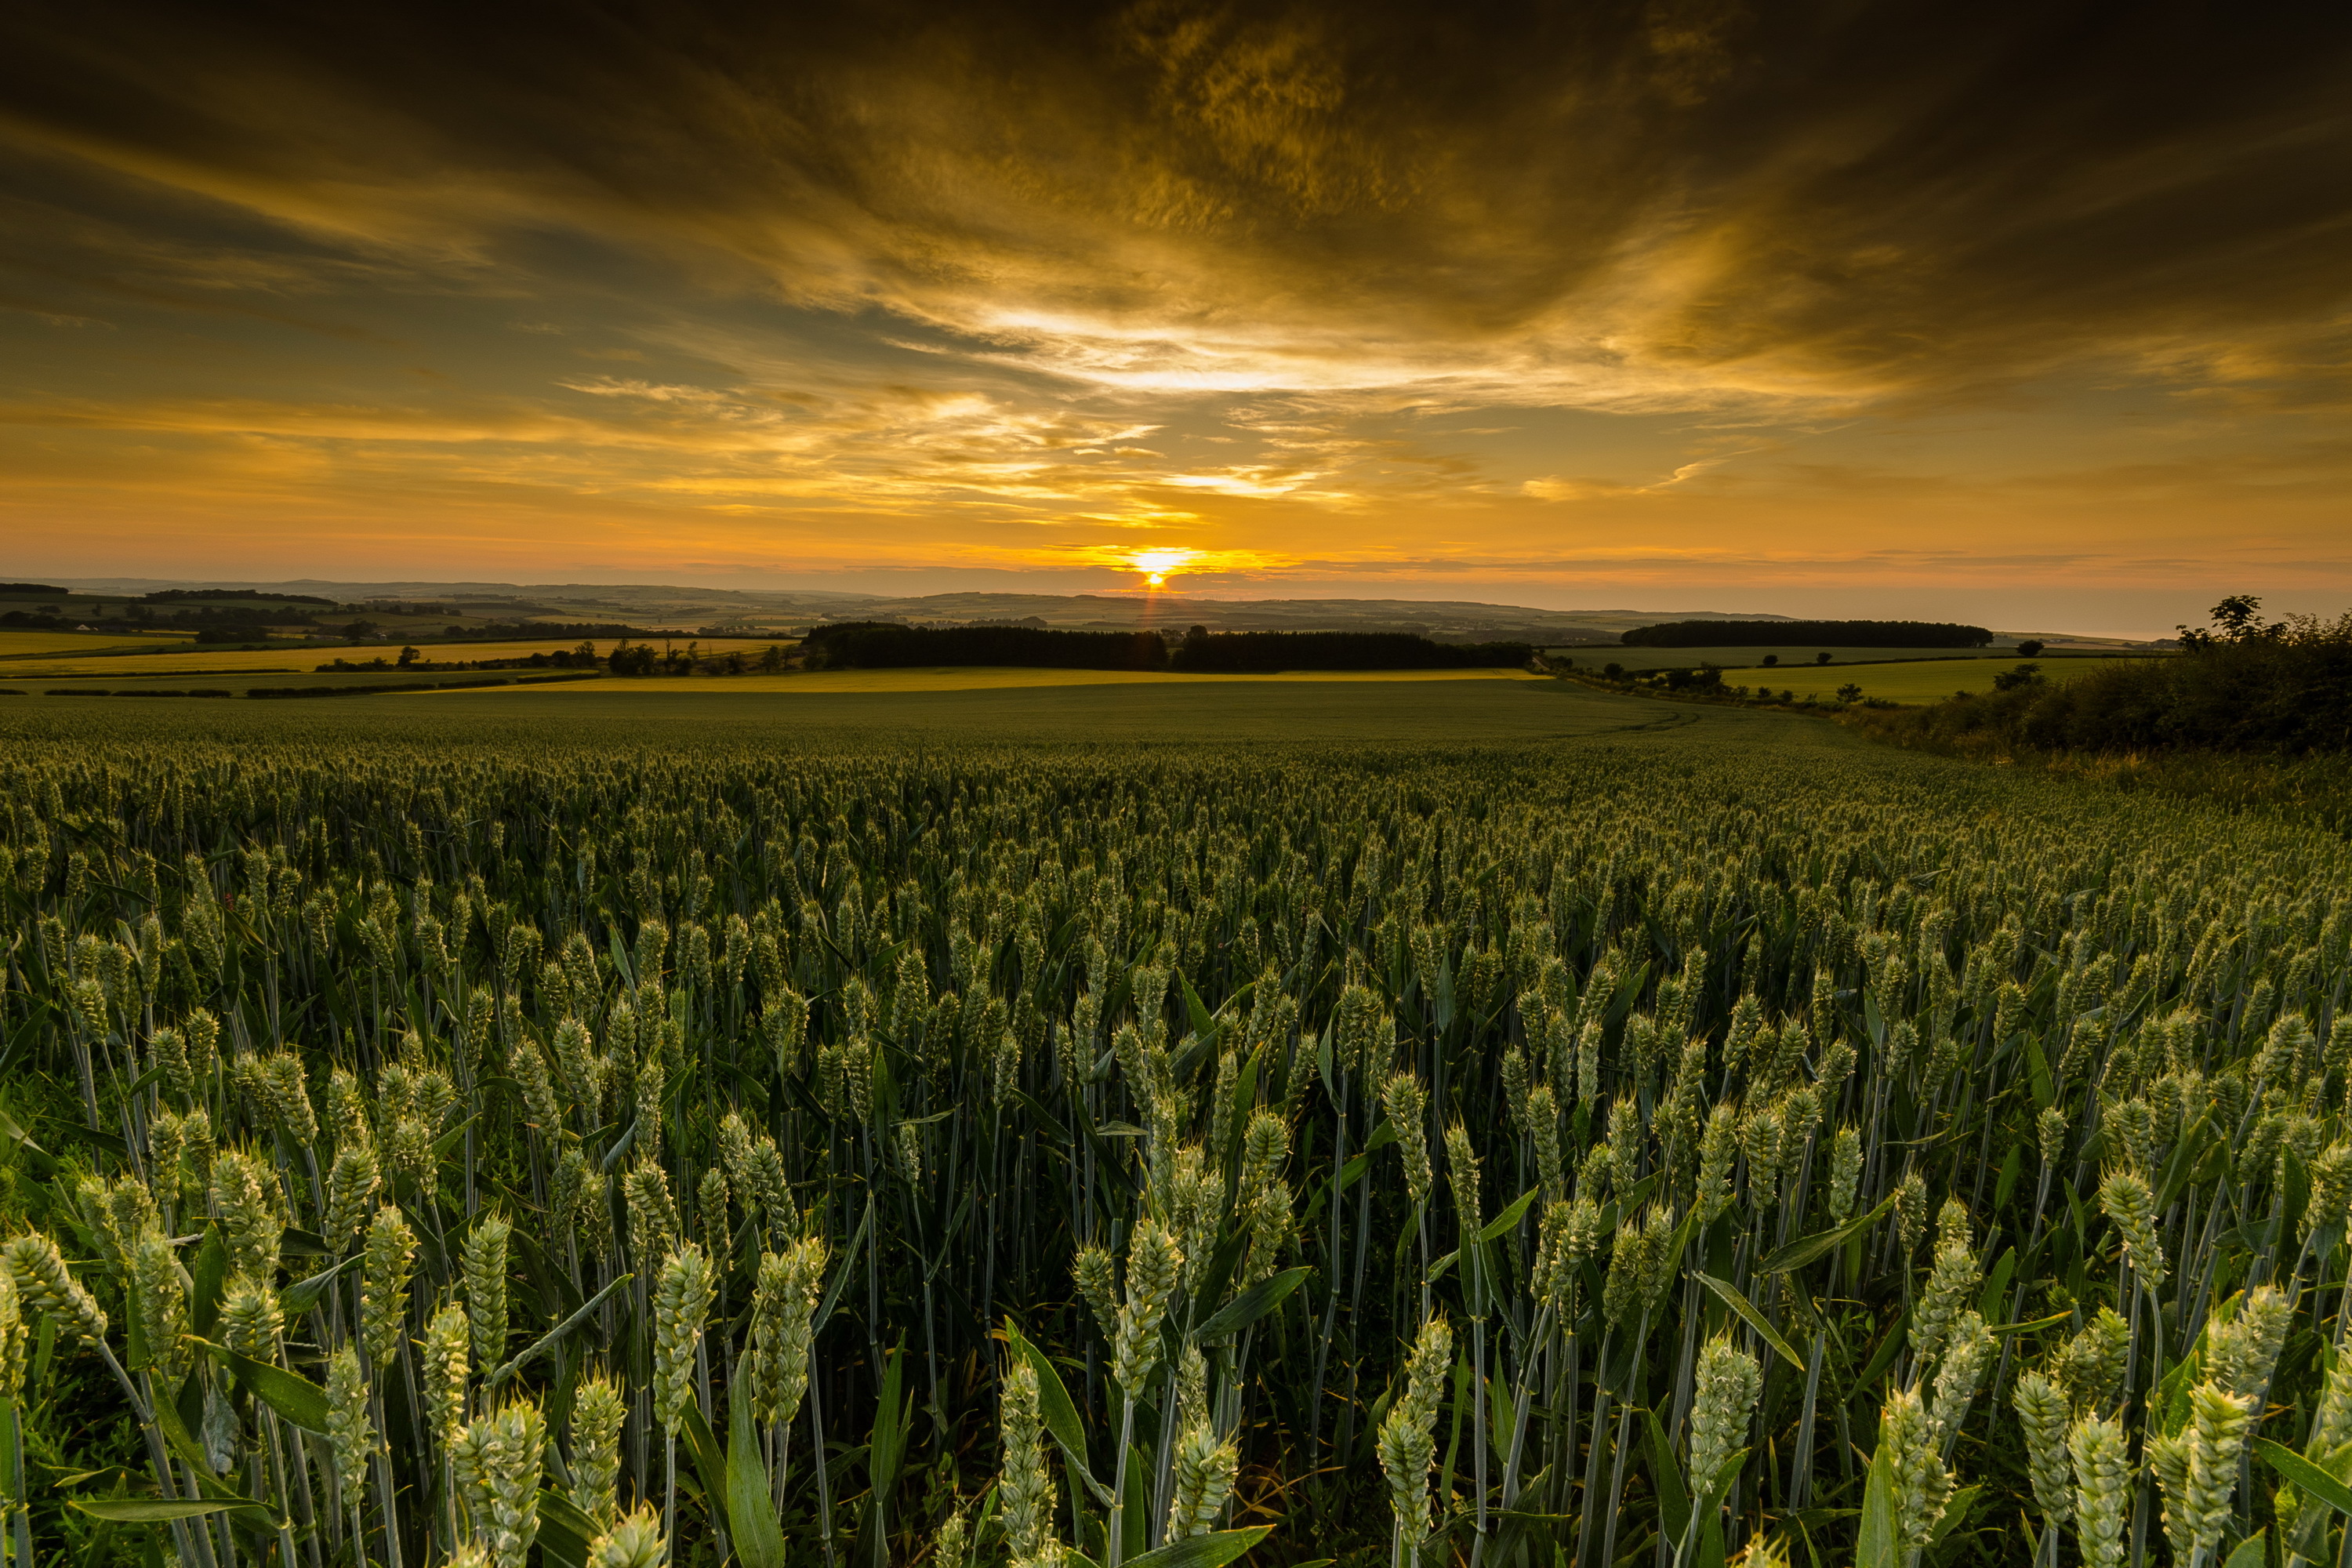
[1127, 547, 1199, 588]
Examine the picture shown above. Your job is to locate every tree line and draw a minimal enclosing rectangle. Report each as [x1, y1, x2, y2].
[799, 622, 1534, 672]
[1621, 619, 1994, 648]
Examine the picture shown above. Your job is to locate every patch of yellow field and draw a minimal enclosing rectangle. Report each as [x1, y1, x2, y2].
[1722, 655, 2161, 706]
[9, 637, 654, 678]
[0, 630, 188, 659]
[444, 666, 1549, 695]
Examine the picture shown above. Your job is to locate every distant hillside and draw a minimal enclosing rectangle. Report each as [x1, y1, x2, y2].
[31, 579, 2160, 650]
[41, 579, 1793, 644]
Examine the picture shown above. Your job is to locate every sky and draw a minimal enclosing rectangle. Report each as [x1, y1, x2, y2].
[2, 1, 2348, 636]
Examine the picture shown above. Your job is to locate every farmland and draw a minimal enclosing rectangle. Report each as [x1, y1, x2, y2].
[455, 666, 1552, 697]
[0, 686, 2343, 1568]
[1725, 655, 2162, 706]
[0, 630, 188, 660]
[0, 638, 633, 680]
[1579, 645, 2155, 674]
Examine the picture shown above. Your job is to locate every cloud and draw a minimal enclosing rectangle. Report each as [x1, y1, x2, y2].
[7, 2, 2346, 410]
[0, 1, 2347, 592]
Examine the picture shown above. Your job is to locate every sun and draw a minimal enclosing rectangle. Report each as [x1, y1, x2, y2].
[1127, 548, 1197, 590]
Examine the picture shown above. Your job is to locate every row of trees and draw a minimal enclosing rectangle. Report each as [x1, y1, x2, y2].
[607, 641, 791, 677]
[800, 622, 1535, 673]
[1619, 619, 1994, 648]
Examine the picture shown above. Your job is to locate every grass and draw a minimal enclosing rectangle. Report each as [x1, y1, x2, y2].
[0, 677, 2342, 1568]
[1722, 653, 2159, 704]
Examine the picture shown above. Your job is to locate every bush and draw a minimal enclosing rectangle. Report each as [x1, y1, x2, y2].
[1861, 597, 2352, 755]
[1659, 665, 1723, 693]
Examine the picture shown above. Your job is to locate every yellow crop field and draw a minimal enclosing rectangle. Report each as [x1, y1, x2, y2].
[0, 630, 187, 659]
[444, 665, 1550, 695]
[9, 637, 622, 678]
[1722, 654, 2161, 704]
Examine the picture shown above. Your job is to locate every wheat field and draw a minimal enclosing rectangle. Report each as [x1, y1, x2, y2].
[0, 696, 2343, 1568]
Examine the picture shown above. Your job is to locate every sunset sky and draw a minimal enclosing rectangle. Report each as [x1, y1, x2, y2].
[2, 1, 2347, 633]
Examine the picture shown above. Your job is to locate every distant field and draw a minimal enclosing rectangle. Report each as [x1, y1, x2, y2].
[9, 673, 605, 698]
[0, 630, 187, 659]
[446, 666, 1551, 695]
[196, 672, 1718, 742]
[1561, 643, 2151, 672]
[1725, 655, 2159, 705]
[4, 637, 618, 677]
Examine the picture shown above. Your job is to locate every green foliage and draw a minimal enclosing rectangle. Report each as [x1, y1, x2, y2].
[1875, 597, 2352, 756]
[0, 698, 2346, 1568]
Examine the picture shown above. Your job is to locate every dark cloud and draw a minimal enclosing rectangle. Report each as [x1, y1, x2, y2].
[2, 0, 2343, 399]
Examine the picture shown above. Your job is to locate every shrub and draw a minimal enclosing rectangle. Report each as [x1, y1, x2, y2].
[1864, 597, 2352, 755]
[1660, 665, 1723, 692]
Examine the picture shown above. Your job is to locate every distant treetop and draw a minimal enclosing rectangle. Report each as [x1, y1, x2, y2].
[1621, 619, 1994, 648]
[141, 588, 338, 606]
[800, 622, 1532, 673]
[0, 583, 69, 596]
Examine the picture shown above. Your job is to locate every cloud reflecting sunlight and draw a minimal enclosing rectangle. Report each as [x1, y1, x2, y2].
[1, 1, 2347, 629]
